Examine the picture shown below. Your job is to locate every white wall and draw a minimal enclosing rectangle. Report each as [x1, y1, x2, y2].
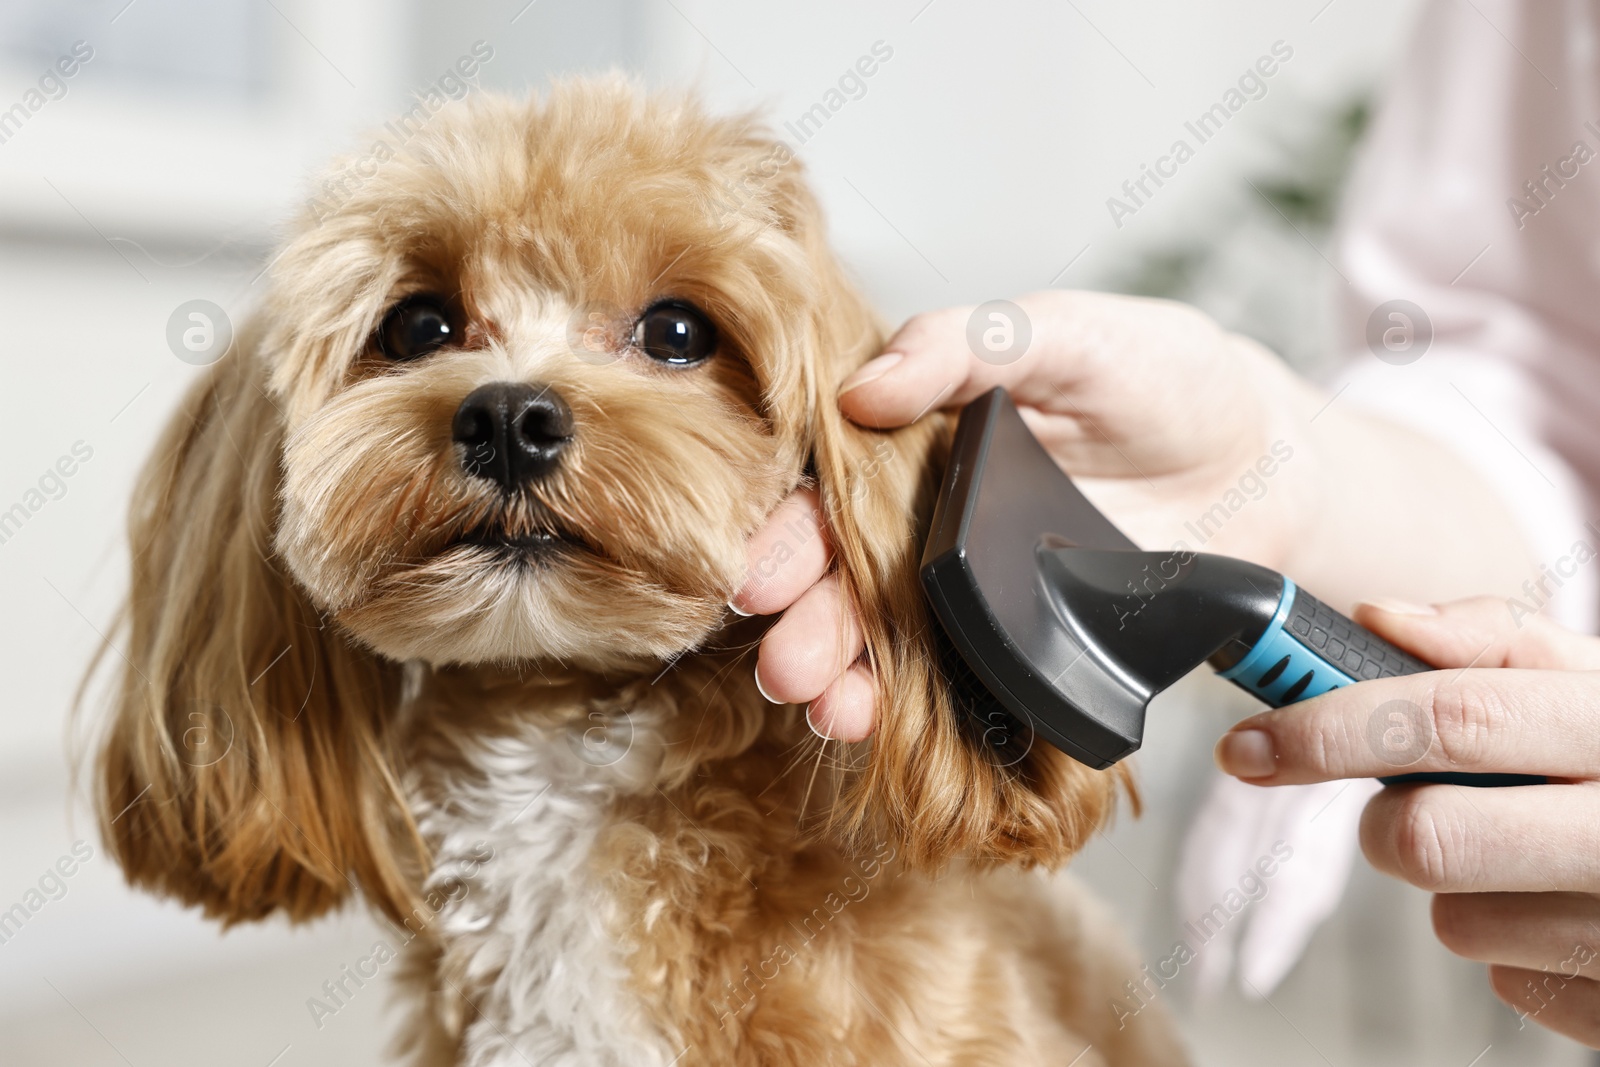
[628, 0, 1415, 320]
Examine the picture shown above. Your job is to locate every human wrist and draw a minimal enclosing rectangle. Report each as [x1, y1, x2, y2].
[1220, 339, 1326, 573]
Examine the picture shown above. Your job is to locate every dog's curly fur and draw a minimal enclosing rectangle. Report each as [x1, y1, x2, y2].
[89, 81, 1187, 1065]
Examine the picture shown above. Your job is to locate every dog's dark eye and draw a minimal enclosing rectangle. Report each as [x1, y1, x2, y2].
[633, 301, 716, 365]
[376, 295, 457, 361]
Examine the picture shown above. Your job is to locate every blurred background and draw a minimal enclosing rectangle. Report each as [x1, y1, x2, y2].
[0, 0, 1585, 1064]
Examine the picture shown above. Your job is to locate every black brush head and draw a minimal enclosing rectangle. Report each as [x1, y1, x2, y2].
[920, 389, 1283, 769]
[921, 389, 1142, 769]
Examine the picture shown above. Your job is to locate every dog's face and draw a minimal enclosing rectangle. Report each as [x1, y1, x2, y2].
[267, 90, 825, 669]
[94, 82, 1121, 930]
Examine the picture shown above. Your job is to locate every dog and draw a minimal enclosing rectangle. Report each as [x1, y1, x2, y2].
[90, 80, 1187, 1066]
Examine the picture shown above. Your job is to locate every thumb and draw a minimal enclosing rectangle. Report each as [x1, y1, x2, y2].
[1353, 595, 1600, 671]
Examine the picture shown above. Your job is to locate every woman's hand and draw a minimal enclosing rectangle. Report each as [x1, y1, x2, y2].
[1215, 596, 1600, 1046]
[733, 290, 1321, 739]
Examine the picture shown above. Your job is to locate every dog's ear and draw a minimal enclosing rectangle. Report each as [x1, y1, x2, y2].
[92, 336, 423, 925]
[768, 171, 1134, 871]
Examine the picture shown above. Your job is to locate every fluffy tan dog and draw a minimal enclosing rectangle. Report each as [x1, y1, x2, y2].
[91, 81, 1187, 1066]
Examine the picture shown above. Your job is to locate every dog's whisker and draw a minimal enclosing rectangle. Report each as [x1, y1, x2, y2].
[759, 735, 826, 800]
[795, 732, 834, 824]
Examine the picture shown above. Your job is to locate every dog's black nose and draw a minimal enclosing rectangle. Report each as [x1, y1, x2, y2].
[452, 382, 574, 491]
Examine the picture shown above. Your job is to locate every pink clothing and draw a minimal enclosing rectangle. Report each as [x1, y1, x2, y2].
[1179, 0, 1600, 1002]
[1335, 0, 1600, 630]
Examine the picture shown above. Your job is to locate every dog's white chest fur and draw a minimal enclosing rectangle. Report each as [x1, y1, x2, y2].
[411, 708, 677, 1067]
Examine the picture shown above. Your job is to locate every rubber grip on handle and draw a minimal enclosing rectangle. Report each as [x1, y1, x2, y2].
[1282, 589, 1542, 788]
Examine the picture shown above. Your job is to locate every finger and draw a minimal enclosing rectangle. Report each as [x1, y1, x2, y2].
[1490, 965, 1600, 1048]
[1432, 892, 1600, 977]
[1355, 595, 1600, 671]
[1213, 667, 1600, 783]
[731, 488, 829, 616]
[754, 573, 864, 705]
[807, 663, 876, 741]
[1359, 782, 1600, 893]
[839, 306, 1022, 429]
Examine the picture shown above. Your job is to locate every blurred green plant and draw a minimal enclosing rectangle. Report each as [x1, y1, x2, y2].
[1252, 100, 1371, 229]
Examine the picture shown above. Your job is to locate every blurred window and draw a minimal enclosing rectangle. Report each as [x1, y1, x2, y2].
[0, 0, 268, 99]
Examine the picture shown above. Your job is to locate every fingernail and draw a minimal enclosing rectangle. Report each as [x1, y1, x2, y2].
[727, 600, 752, 618]
[839, 352, 903, 395]
[1360, 597, 1437, 616]
[805, 704, 833, 741]
[1215, 729, 1277, 778]
[754, 667, 781, 704]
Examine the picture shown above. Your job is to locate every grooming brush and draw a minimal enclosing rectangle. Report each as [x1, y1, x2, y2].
[921, 388, 1539, 788]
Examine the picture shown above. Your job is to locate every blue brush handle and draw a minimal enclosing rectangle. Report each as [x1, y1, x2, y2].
[1216, 579, 1542, 787]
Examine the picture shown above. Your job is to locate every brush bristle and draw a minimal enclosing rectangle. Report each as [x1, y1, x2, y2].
[935, 627, 1039, 773]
